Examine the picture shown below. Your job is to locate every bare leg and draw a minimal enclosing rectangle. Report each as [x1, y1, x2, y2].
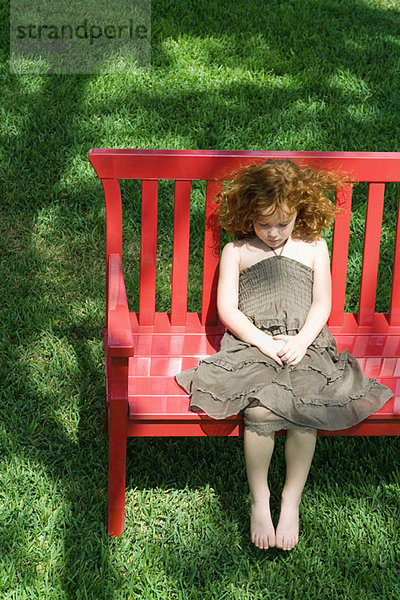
[244, 427, 276, 549]
[275, 428, 317, 551]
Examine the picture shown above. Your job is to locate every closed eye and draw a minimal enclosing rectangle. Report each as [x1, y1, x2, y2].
[257, 222, 289, 227]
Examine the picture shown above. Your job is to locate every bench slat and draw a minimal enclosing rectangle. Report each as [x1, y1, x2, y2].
[389, 187, 400, 325]
[329, 186, 352, 327]
[139, 180, 158, 325]
[201, 181, 222, 326]
[102, 179, 123, 323]
[103, 179, 123, 258]
[359, 183, 385, 326]
[171, 181, 191, 326]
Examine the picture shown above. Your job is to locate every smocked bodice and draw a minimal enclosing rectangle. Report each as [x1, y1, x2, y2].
[238, 256, 313, 328]
[237, 256, 333, 348]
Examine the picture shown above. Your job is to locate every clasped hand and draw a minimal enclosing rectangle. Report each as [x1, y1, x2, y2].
[254, 332, 307, 366]
[273, 334, 308, 366]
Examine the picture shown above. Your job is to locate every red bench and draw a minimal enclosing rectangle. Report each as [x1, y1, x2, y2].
[89, 149, 400, 536]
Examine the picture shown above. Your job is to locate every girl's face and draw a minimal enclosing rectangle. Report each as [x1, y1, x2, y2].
[252, 208, 297, 249]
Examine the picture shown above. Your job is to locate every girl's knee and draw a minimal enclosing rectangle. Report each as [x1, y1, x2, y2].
[244, 405, 274, 424]
[243, 404, 284, 437]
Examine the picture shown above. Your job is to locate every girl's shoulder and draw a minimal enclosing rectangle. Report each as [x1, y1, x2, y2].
[221, 239, 244, 256]
[220, 240, 242, 266]
[222, 237, 272, 270]
[291, 235, 327, 249]
[221, 238, 255, 257]
[295, 236, 328, 251]
[311, 237, 330, 269]
[288, 237, 329, 269]
[221, 238, 263, 273]
[220, 238, 247, 260]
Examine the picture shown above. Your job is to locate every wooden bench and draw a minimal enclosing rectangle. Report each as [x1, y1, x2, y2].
[89, 149, 400, 536]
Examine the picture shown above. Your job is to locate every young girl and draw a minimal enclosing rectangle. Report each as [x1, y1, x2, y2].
[175, 159, 393, 552]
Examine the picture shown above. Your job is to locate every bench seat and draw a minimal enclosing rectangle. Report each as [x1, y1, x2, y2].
[105, 313, 400, 438]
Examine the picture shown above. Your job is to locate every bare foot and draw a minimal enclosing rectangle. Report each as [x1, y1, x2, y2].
[275, 496, 299, 551]
[250, 498, 276, 550]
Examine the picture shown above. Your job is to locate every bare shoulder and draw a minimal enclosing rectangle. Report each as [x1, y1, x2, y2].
[315, 237, 329, 251]
[312, 238, 330, 263]
[312, 238, 330, 270]
[288, 237, 329, 269]
[220, 238, 256, 270]
[220, 240, 242, 262]
[219, 241, 242, 273]
[218, 242, 242, 308]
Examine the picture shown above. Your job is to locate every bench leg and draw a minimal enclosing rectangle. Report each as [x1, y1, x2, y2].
[108, 398, 128, 536]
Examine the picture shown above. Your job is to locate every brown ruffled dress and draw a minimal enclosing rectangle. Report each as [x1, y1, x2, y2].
[175, 256, 393, 432]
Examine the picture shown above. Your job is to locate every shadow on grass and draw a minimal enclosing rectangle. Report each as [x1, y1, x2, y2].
[119, 434, 400, 597]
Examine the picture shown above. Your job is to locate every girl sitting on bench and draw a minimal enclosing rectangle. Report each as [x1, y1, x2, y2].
[176, 159, 392, 551]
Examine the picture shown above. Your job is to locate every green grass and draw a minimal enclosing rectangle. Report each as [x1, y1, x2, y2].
[1, 0, 400, 597]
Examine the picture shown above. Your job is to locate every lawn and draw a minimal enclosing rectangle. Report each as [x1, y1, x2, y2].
[1, 0, 400, 598]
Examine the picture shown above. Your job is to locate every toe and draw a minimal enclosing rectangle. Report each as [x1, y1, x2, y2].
[259, 536, 268, 550]
[287, 536, 297, 551]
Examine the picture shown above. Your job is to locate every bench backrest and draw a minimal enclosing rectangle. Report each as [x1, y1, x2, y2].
[89, 149, 400, 329]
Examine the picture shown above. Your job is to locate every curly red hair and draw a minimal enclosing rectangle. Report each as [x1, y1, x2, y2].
[217, 159, 351, 240]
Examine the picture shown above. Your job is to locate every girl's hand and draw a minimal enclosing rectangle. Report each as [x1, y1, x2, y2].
[254, 332, 286, 366]
[273, 335, 308, 366]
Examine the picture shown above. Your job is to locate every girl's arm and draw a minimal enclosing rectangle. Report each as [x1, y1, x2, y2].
[217, 243, 284, 366]
[274, 238, 332, 365]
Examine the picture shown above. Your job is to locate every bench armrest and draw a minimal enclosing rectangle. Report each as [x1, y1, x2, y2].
[107, 254, 135, 357]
